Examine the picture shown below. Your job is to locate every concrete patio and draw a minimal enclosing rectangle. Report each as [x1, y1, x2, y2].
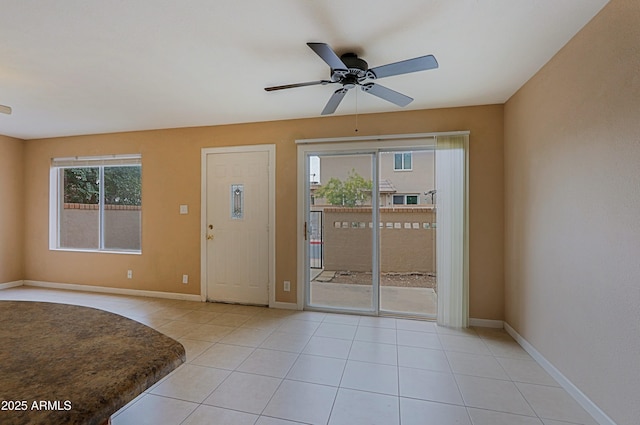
[309, 280, 437, 317]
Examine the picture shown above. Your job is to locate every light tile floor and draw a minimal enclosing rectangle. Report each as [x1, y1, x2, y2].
[0, 286, 597, 425]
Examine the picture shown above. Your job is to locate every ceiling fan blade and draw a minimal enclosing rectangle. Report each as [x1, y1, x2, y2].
[369, 55, 438, 79]
[361, 83, 413, 107]
[265, 80, 333, 91]
[0, 104, 11, 115]
[307, 42, 348, 73]
[321, 88, 349, 115]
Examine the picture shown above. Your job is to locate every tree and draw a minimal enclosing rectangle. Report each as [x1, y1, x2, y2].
[104, 166, 142, 205]
[63, 166, 141, 206]
[315, 169, 372, 207]
[63, 168, 99, 204]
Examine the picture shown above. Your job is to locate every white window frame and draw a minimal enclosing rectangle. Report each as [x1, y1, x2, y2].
[49, 154, 142, 254]
[394, 152, 413, 171]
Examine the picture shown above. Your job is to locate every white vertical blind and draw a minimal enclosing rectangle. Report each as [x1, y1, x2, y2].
[435, 134, 469, 327]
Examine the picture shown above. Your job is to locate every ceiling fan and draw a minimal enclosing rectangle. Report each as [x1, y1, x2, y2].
[0, 104, 11, 115]
[265, 42, 438, 115]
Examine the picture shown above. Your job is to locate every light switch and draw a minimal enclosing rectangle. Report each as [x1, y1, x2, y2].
[179, 204, 188, 214]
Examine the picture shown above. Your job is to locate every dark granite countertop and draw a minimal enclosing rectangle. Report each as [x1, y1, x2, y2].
[0, 301, 185, 425]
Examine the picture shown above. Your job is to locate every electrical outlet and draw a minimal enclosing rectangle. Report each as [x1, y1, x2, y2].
[127, 270, 133, 279]
[182, 274, 189, 284]
[284, 281, 290, 292]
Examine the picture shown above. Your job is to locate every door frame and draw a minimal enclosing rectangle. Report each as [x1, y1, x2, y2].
[302, 150, 381, 314]
[200, 144, 276, 307]
[296, 132, 468, 314]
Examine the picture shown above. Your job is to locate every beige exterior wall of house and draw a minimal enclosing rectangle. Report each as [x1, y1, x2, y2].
[0, 135, 24, 284]
[318, 154, 372, 185]
[504, 0, 639, 423]
[317, 150, 435, 207]
[13, 104, 504, 320]
[382, 151, 436, 205]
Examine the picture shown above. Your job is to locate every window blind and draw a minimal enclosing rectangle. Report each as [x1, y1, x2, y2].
[51, 154, 141, 168]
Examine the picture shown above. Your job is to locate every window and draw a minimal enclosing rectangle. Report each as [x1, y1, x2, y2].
[50, 155, 142, 253]
[392, 194, 419, 205]
[394, 152, 412, 171]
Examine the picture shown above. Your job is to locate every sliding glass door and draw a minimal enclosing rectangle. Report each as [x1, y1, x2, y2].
[306, 152, 378, 313]
[300, 134, 467, 323]
[378, 150, 437, 317]
[303, 147, 437, 318]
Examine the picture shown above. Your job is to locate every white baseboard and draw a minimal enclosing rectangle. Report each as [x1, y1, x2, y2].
[504, 322, 616, 425]
[9, 280, 304, 310]
[0, 280, 24, 290]
[270, 301, 300, 310]
[469, 317, 504, 328]
[23, 280, 203, 302]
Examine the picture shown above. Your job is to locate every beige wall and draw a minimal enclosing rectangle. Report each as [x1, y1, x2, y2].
[0, 135, 25, 284]
[319, 154, 372, 185]
[323, 208, 436, 273]
[60, 207, 141, 251]
[319, 151, 436, 206]
[20, 104, 504, 318]
[504, 0, 639, 423]
[379, 151, 435, 202]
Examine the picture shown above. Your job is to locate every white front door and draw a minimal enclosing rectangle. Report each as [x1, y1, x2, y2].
[205, 149, 270, 304]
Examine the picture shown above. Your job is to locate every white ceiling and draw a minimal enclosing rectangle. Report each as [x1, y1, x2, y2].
[0, 0, 608, 140]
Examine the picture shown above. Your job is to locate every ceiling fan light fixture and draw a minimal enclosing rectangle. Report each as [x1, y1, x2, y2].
[340, 53, 369, 79]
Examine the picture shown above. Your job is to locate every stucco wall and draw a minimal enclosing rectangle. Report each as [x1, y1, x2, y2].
[323, 207, 436, 273]
[319, 150, 436, 206]
[60, 205, 141, 251]
[21, 104, 504, 319]
[504, 0, 640, 423]
[0, 135, 24, 284]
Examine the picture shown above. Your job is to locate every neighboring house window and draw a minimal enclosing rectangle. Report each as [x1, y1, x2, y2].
[50, 155, 142, 253]
[393, 194, 419, 205]
[394, 152, 412, 171]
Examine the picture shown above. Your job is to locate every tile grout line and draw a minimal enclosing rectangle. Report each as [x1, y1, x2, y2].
[394, 319, 402, 425]
[1, 288, 595, 425]
[324, 314, 356, 425]
[487, 336, 546, 423]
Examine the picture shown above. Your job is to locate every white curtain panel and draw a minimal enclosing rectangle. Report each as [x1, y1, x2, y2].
[435, 134, 469, 327]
